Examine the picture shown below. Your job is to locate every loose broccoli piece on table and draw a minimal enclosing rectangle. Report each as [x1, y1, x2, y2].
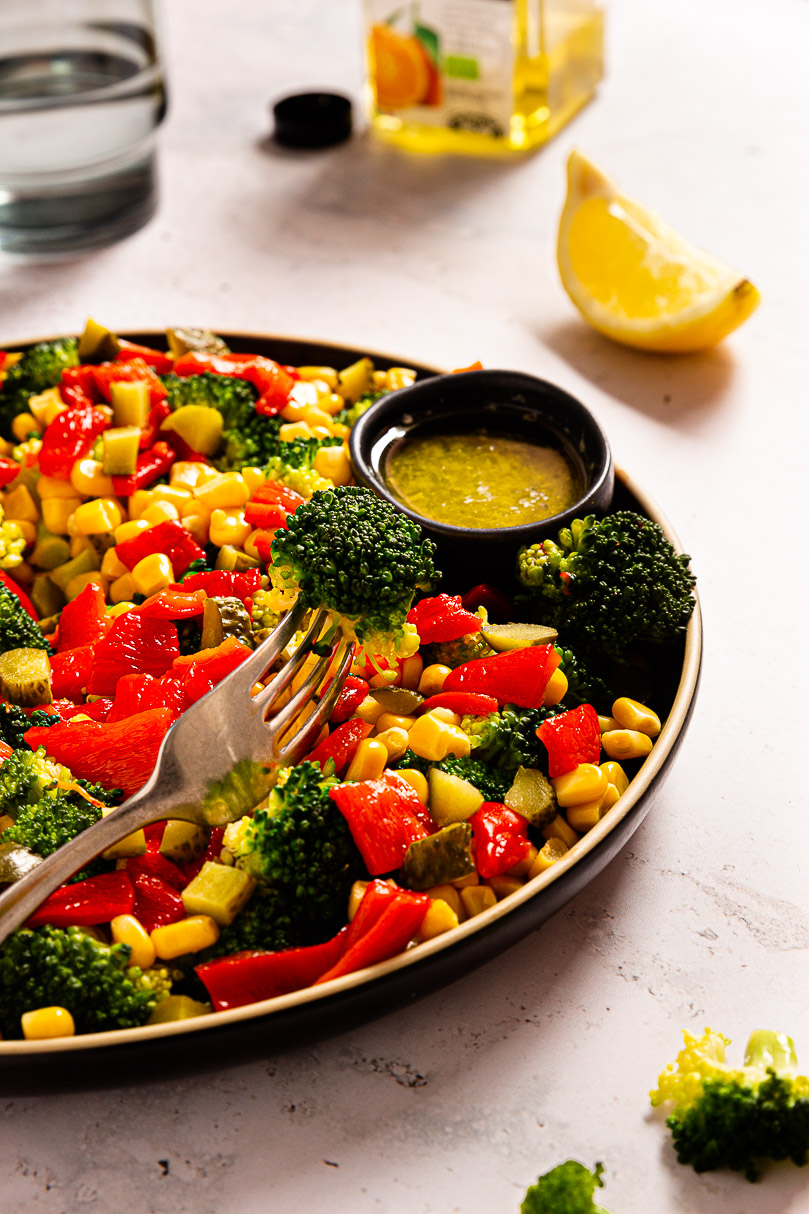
[434, 755, 511, 803]
[460, 705, 564, 776]
[0, 580, 52, 655]
[521, 1161, 610, 1213]
[0, 702, 57, 751]
[0, 925, 160, 1037]
[0, 338, 79, 440]
[268, 485, 438, 662]
[218, 762, 366, 954]
[651, 1027, 809, 1182]
[518, 511, 696, 664]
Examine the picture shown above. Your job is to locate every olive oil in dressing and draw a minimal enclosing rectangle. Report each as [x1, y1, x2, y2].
[386, 430, 580, 529]
[363, 0, 604, 155]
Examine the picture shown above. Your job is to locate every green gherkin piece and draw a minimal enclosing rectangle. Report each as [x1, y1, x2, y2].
[401, 823, 474, 891]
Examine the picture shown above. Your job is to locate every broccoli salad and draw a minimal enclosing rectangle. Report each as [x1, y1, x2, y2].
[0, 322, 696, 1041]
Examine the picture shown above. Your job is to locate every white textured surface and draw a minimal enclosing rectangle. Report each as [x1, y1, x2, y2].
[3, 0, 809, 1210]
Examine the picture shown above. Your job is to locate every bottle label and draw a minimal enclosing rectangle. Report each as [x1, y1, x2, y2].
[367, 0, 516, 138]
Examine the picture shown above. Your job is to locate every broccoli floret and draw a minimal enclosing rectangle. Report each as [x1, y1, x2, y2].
[0, 744, 63, 810]
[553, 646, 612, 713]
[250, 587, 281, 642]
[333, 389, 386, 428]
[0, 580, 52, 655]
[434, 755, 511, 802]
[217, 761, 366, 954]
[0, 338, 79, 441]
[268, 485, 439, 662]
[0, 925, 160, 1036]
[0, 702, 57, 751]
[651, 1027, 809, 1182]
[261, 435, 344, 501]
[518, 511, 696, 665]
[0, 504, 26, 572]
[460, 704, 564, 775]
[521, 1161, 611, 1214]
[162, 372, 282, 471]
[389, 748, 430, 775]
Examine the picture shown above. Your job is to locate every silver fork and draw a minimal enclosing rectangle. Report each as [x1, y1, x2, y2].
[0, 600, 352, 947]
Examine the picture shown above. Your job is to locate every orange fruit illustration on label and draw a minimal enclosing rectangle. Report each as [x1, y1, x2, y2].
[371, 24, 431, 108]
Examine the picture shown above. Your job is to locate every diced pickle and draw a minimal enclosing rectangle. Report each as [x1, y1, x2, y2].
[181, 860, 256, 925]
[77, 317, 121, 363]
[337, 357, 374, 404]
[215, 545, 261, 573]
[200, 597, 253, 650]
[401, 822, 475, 891]
[101, 425, 141, 476]
[0, 647, 53, 706]
[160, 820, 208, 862]
[49, 546, 100, 593]
[481, 622, 559, 652]
[428, 767, 484, 827]
[369, 686, 424, 715]
[0, 841, 43, 884]
[504, 765, 557, 827]
[147, 995, 212, 1024]
[31, 572, 65, 619]
[166, 327, 230, 358]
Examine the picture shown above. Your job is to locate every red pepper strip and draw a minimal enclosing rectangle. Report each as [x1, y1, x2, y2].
[314, 881, 431, 985]
[172, 636, 252, 704]
[139, 399, 172, 450]
[196, 933, 348, 1012]
[56, 581, 110, 651]
[329, 774, 429, 875]
[0, 352, 7, 372]
[111, 440, 176, 497]
[87, 613, 180, 697]
[376, 768, 436, 832]
[107, 673, 153, 722]
[537, 703, 601, 778]
[131, 871, 186, 933]
[0, 570, 38, 620]
[0, 457, 20, 488]
[37, 403, 111, 480]
[59, 365, 101, 407]
[251, 529, 278, 565]
[50, 644, 95, 701]
[25, 871, 135, 929]
[25, 707, 175, 799]
[418, 691, 499, 717]
[114, 340, 174, 374]
[470, 802, 530, 879]
[136, 587, 207, 619]
[306, 719, 373, 777]
[160, 431, 209, 463]
[243, 500, 290, 529]
[407, 593, 483, 644]
[178, 568, 261, 601]
[327, 674, 369, 724]
[181, 826, 224, 882]
[114, 518, 204, 576]
[443, 644, 561, 710]
[172, 351, 294, 416]
[460, 583, 513, 624]
[250, 481, 306, 512]
[50, 696, 112, 722]
[127, 852, 187, 890]
[0, 739, 13, 765]
[139, 671, 190, 716]
[92, 357, 168, 406]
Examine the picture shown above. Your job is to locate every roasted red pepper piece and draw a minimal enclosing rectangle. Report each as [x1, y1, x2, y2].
[0, 738, 13, 764]
[24, 707, 175, 798]
[196, 933, 347, 1011]
[330, 773, 429, 875]
[306, 718, 374, 777]
[138, 400, 172, 450]
[25, 871, 135, 929]
[92, 357, 168, 406]
[0, 570, 38, 620]
[249, 481, 306, 512]
[136, 587, 207, 619]
[139, 671, 190, 716]
[470, 802, 530, 879]
[126, 852, 187, 890]
[178, 568, 261, 602]
[0, 457, 20, 488]
[442, 644, 561, 709]
[49, 644, 95, 701]
[59, 365, 100, 408]
[171, 636, 252, 703]
[460, 583, 513, 623]
[171, 351, 294, 415]
[131, 871, 186, 933]
[111, 440, 176, 496]
[113, 518, 204, 576]
[114, 340, 174, 375]
[407, 593, 483, 644]
[56, 581, 110, 652]
[314, 880, 431, 985]
[243, 500, 290, 530]
[250, 529, 277, 565]
[536, 703, 601, 777]
[38, 403, 110, 479]
[327, 674, 369, 724]
[87, 612, 180, 696]
[50, 696, 112, 722]
[107, 673, 153, 722]
[418, 691, 499, 717]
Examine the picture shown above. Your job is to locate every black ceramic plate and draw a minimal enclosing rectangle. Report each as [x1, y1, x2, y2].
[0, 333, 702, 1092]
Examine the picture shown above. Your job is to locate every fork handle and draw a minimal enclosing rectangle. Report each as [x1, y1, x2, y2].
[0, 781, 194, 948]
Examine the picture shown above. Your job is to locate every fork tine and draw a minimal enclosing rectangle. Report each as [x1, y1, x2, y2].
[251, 608, 332, 712]
[222, 598, 309, 695]
[266, 631, 343, 738]
[274, 641, 353, 766]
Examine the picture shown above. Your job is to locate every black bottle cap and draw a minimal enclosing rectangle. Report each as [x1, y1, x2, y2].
[272, 92, 353, 149]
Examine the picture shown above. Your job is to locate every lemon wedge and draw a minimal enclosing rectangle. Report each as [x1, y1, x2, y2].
[557, 150, 761, 352]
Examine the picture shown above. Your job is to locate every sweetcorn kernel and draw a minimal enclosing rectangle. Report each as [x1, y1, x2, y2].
[552, 763, 607, 807]
[542, 667, 568, 707]
[41, 497, 82, 535]
[313, 444, 352, 486]
[208, 508, 251, 548]
[4, 484, 38, 522]
[101, 547, 129, 580]
[72, 498, 124, 535]
[194, 472, 249, 511]
[417, 664, 451, 696]
[374, 726, 410, 762]
[70, 458, 115, 498]
[601, 729, 653, 761]
[139, 501, 180, 527]
[541, 814, 579, 849]
[131, 552, 174, 597]
[417, 899, 459, 940]
[528, 837, 569, 876]
[110, 914, 156, 970]
[393, 768, 428, 805]
[21, 1006, 75, 1040]
[114, 518, 151, 544]
[38, 475, 82, 500]
[399, 654, 424, 691]
[109, 573, 137, 604]
[151, 915, 220, 959]
[611, 697, 661, 737]
[600, 760, 629, 794]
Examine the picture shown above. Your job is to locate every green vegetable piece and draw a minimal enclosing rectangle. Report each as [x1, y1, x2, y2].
[401, 822, 474, 891]
[147, 994, 212, 1024]
[101, 425, 141, 476]
[369, 686, 424, 714]
[482, 622, 559, 652]
[200, 598, 224, 650]
[49, 545, 100, 593]
[181, 860, 256, 925]
[505, 765, 557, 827]
[428, 767, 484, 826]
[99, 807, 146, 859]
[160, 404, 224, 456]
[159, 819, 208, 862]
[0, 840, 43, 883]
[110, 379, 150, 428]
[337, 356, 375, 405]
[215, 544, 260, 573]
[166, 327, 230, 358]
[31, 527, 71, 572]
[30, 572, 65, 619]
[200, 596, 252, 650]
[0, 647, 52, 706]
[77, 318, 121, 363]
[520, 1161, 610, 1214]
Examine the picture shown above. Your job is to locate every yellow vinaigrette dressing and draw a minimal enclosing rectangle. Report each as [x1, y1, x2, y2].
[386, 430, 580, 529]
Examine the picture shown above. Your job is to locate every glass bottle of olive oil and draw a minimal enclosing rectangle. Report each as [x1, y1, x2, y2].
[364, 0, 604, 154]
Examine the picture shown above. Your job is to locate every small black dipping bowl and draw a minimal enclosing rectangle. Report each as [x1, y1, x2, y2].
[349, 369, 614, 590]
